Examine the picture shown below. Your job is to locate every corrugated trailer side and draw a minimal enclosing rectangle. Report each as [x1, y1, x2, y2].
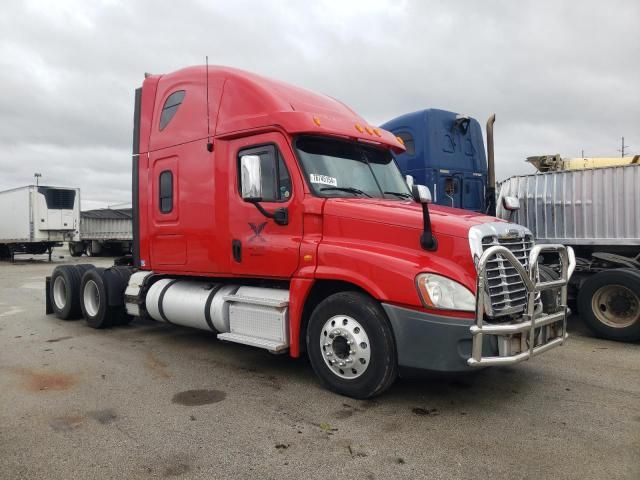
[69, 208, 133, 257]
[498, 164, 640, 342]
[80, 210, 133, 241]
[498, 164, 640, 246]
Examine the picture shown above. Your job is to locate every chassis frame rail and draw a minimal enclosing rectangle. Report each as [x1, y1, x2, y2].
[468, 244, 576, 367]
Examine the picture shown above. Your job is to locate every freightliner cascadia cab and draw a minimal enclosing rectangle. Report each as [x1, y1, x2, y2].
[381, 109, 488, 213]
[46, 66, 576, 399]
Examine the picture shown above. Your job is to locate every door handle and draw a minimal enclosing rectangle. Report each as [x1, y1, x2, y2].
[232, 239, 242, 262]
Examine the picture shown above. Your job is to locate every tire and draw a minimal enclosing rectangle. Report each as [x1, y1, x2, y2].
[80, 267, 131, 328]
[74, 264, 95, 276]
[538, 265, 562, 313]
[577, 269, 640, 342]
[306, 291, 398, 399]
[68, 242, 83, 257]
[50, 265, 83, 320]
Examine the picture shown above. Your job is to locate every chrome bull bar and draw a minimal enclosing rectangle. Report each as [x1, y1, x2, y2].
[468, 244, 576, 367]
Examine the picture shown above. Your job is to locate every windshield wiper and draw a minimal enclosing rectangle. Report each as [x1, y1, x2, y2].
[384, 191, 412, 199]
[320, 187, 372, 198]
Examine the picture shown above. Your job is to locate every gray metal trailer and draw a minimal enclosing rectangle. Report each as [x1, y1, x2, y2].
[68, 208, 132, 257]
[0, 185, 80, 261]
[498, 164, 640, 341]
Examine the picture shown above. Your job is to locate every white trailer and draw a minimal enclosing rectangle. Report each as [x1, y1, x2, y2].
[497, 164, 640, 341]
[0, 185, 80, 261]
[68, 208, 133, 257]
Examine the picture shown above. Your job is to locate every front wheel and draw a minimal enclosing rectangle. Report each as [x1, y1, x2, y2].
[306, 291, 397, 399]
[578, 269, 640, 342]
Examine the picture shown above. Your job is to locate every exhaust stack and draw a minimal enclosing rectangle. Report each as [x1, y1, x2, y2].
[486, 114, 496, 216]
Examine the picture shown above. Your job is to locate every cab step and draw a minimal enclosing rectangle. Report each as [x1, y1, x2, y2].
[216, 332, 288, 353]
[217, 286, 290, 353]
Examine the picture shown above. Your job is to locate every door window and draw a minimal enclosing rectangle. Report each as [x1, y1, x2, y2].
[238, 145, 291, 202]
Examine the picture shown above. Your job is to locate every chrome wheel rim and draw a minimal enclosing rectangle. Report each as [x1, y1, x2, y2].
[320, 315, 371, 379]
[592, 285, 639, 329]
[53, 276, 67, 310]
[83, 280, 100, 317]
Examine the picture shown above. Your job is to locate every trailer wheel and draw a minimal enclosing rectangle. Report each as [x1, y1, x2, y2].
[578, 269, 640, 342]
[68, 242, 84, 257]
[50, 266, 83, 320]
[306, 291, 397, 399]
[80, 268, 114, 329]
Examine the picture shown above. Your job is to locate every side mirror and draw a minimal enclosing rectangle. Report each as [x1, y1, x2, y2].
[412, 184, 432, 204]
[412, 184, 437, 251]
[240, 155, 262, 201]
[405, 175, 414, 191]
[502, 195, 520, 211]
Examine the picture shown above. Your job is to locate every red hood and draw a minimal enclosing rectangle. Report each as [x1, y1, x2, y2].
[322, 198, 500, 238]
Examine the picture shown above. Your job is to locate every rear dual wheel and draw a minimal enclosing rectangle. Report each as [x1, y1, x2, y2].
[306, 291, 397, 399]
[80, 267, 132, 328]
[50, 264, 95, 319]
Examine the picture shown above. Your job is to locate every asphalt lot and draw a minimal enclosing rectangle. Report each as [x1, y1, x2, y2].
[1, 250, 638, 480]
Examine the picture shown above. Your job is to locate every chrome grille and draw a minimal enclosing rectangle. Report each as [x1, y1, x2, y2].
[481, 234, 534, 317]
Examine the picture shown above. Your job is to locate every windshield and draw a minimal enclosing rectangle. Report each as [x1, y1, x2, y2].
[295, 136, 411, 199]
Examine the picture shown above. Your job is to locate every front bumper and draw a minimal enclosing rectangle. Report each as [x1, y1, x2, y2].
[382, 304, 492, 373]
[383, 244, 576, 373]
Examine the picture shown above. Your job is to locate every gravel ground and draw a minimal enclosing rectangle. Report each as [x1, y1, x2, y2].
[0, 249, 638, 479]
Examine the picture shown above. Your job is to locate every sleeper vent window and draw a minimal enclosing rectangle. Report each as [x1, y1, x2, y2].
[38, 187, 76, 210]
[159, 90, 186, 131]
[396, 132, 416, 156]
[159, 171, 173, 213]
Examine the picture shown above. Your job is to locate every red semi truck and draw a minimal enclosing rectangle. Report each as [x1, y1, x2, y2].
[46, 66, 576, 398]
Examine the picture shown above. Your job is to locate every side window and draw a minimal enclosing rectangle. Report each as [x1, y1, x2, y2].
[159, 90, 186, 131]
[396, 131, 416, 155]
[238, 145, 292, 202]
[159, 170, 173, 213]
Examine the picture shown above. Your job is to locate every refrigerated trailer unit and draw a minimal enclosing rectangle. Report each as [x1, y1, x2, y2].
[0, 185, 80, 261]
[498, 164, 640, 341]
[68, 208, 133, 257]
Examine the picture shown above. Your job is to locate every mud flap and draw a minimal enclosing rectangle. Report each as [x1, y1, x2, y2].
[45, 276, 53, 315]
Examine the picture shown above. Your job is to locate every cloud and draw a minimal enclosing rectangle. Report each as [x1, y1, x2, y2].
[1, 0, 638, 207]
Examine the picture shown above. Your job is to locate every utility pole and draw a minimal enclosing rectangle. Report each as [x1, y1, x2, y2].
[618, 136, 630, 157]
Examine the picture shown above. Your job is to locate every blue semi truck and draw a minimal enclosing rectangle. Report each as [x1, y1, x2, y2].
[381, 109, 496, 215]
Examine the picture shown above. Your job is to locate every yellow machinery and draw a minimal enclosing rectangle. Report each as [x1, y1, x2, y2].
[527, 154, 640, 172]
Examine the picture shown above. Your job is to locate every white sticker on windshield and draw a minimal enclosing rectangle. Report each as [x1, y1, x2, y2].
[310, 174, 337, 187]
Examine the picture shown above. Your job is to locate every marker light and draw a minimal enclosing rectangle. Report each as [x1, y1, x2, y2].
[396, 136, 405, 145]
[355, 124, 364, 132]
[313, 116, 321, 126]
[373, 128, 382, 137]
[365, 126, 374, 135]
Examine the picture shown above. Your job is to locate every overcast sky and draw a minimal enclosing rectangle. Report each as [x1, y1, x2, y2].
[1, 0, 638, 209]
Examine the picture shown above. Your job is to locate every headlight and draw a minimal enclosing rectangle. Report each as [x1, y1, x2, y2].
[415, 273, 475, 312]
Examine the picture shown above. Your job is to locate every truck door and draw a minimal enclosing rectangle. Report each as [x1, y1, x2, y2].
[227, 132, 303, 278]
[461, 174, 486, 212]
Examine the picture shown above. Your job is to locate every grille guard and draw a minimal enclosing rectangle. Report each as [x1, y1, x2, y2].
[468, 244, 576, 367]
